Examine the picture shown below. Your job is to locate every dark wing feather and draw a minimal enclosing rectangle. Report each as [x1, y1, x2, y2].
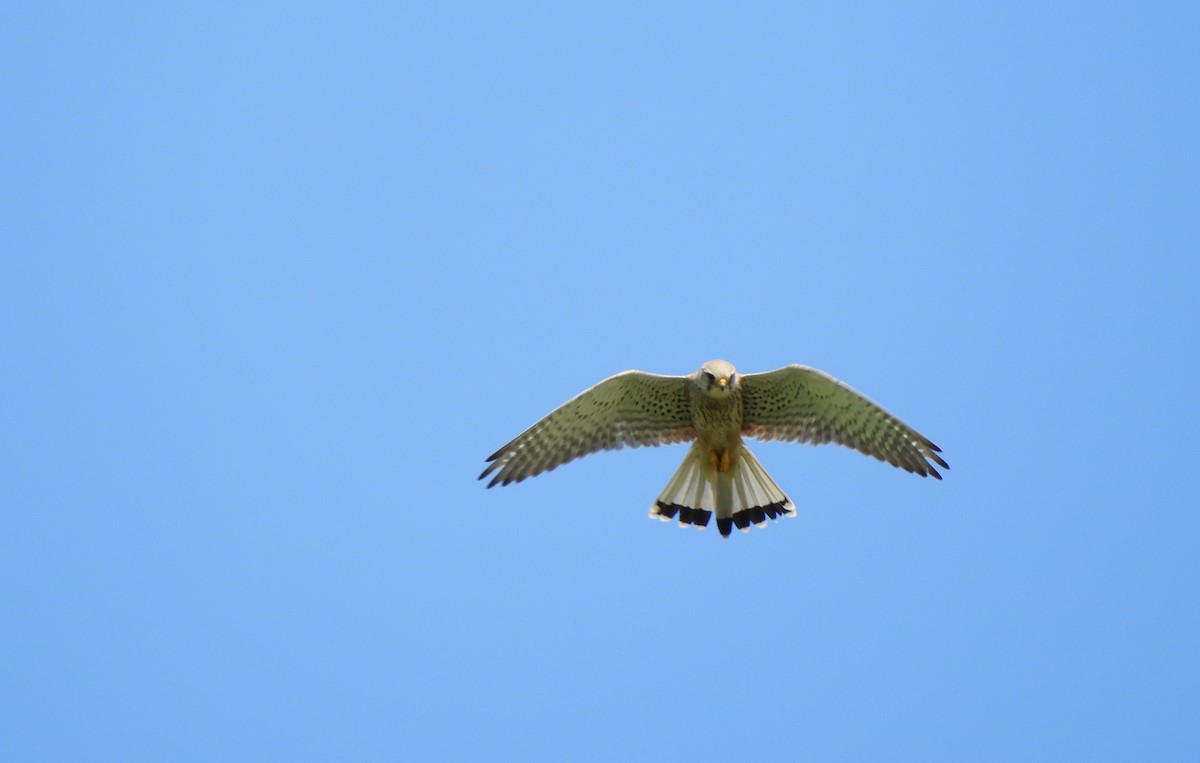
[740, 365, 948, 478]
[480, 371, 695, 487]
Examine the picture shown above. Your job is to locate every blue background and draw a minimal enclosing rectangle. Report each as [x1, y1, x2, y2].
[4, 3, 1197, 760]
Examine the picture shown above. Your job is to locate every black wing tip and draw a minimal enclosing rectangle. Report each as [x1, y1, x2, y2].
[480, 467, 512, 488]
[484, 447, 505, 462]
[478, 464, 501, 486]
[925, 454, 949, 478]
[908, 463, 944, 480]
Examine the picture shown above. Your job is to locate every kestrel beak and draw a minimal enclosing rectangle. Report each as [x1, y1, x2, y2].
[717, 377, 728, 388]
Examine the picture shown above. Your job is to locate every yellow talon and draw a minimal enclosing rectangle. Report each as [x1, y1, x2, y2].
[710, 449, 731, 472]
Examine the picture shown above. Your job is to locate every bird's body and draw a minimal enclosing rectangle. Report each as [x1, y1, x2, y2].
[480, 360, 947, 537]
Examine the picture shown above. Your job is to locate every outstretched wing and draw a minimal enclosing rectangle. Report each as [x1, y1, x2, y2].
[740, 365, 948, 478]
[480, 371, 696, 487]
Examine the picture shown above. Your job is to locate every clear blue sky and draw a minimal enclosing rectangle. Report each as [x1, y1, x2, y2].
[4, 3, 1197, 760]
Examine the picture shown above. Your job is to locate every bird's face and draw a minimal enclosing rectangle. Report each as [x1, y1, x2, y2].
[695, 359, 739, 398]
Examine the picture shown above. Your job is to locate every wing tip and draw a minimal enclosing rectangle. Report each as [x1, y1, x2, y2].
[925, 453, 949, 478]
[478, 463, 501, 486]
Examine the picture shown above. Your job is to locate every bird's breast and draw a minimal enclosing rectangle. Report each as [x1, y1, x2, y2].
[690, 387, 744, 469]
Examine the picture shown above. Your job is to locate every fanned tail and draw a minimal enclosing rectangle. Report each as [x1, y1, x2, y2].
[649, 443, 795, 537]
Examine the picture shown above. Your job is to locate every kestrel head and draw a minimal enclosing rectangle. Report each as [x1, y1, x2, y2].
[694, 359, 739, 398]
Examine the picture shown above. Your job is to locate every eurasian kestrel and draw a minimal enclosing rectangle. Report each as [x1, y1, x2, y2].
[480, 360, 947, 537]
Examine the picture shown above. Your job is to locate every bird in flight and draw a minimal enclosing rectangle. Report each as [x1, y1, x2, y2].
[480, 360, 948, 537]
